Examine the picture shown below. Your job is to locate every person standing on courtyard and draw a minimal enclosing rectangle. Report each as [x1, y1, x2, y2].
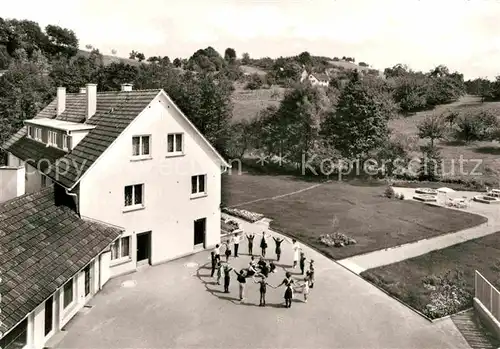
[210, 251, 216, 277]
[234, 269, 248, 302]
[298, 276, 310, 303]
[216, 261, 223, 285]
[273, 236, 285, 261]
[233, 233, 241, 257]
[291, 239, 301, 269]
[299, 252, 308, 275]
[223, 240, 232, 262]
[246, 233, 255, 255]
[213, 244, 221, 263]
[276, 272, 295, 308]
[308, 260, 315, 288]
[260, 231, 270, 257]
[253, 275, 275, 306]
[223, 263, 233, 293]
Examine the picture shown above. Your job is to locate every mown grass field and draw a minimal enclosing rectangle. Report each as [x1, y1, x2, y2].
[361, 231, 500, 319]
[222, 173, 486, 260]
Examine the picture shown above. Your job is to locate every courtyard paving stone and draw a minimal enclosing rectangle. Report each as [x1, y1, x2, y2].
[55, 217, 472, 349]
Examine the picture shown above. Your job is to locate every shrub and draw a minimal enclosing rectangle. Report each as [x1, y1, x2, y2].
[454, 108, 499, 143]
[422, 269, 472, 319]
[384, 186, 395, 198]
[245, 73, 264, 90]
[418, 145, 442, 181]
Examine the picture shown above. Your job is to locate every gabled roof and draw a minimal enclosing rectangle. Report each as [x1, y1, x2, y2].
[311, 73, 329, 82]
[47, 90, 162, 188]
[3, 88, 230, 190]
[0, 186, 122, 335]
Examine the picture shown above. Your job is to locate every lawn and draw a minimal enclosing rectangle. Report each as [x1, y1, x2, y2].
[222, 173, 316, 206]
[222, 173, 487, 260]
[360, 231, 500, 319]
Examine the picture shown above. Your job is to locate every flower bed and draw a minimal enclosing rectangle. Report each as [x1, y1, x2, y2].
[221, 218, 240, 233]
[421, 270, 472, 319]
[415, 188, 438, 195]
[413, 194, 437, 202]
[319, 233, 357, 248]
[222, 207, 264, 223]
[474, 195, 500, 204]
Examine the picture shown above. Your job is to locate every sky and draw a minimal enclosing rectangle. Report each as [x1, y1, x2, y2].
[3, 0, 500, 80]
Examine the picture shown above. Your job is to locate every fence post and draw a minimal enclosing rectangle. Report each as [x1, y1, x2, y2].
[475, 270, 478, 298]
[491, 284, 494, 313]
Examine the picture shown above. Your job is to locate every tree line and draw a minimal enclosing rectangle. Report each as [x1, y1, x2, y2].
[1, 16, 498, 187]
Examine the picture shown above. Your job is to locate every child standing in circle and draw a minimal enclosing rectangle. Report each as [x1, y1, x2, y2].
[246, 233, 255, 255]
[223, 263, 233, 293]
[253, 275, 274, 306]
[273, 236, 284, 261]
[277, 272, 295, 308]
[299, 252, 307, 275]
[260, 232, 269, 257]
[292, 239, 301, 269]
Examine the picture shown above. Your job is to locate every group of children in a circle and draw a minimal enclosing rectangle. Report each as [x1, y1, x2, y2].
[210, 231, 315, 308]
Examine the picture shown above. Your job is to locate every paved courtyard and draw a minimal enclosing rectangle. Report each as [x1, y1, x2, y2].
[55, 219, 472, 349]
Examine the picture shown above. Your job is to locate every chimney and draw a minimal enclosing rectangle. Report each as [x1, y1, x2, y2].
[86, 83, 97, 120]
[56, 87, 66, 116]
[79, 87, 86, 94]
[121, 83, 133, 92]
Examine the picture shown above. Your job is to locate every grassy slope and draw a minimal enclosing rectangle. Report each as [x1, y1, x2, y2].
[361, 231, 500, 318]
[77, 50, 143, 66]
[389, 95, 500, 184]
[240, 65, 267, 76]
[231, 82, 286, 122]
[328, 60, 376, 73]
[222, 173, 486, 260]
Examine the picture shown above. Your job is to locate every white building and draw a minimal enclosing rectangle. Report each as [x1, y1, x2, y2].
[0, 83, 230, 349]
[300, 70, 330, 87]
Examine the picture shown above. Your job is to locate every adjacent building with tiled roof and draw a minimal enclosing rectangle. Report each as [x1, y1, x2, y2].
[0, 82, 230, 349]
[0, 186, 122, 349]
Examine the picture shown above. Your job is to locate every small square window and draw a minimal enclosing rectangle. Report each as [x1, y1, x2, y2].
[111, 236, 131, 260]
[191, 175, 207, 196]
[167, 133, 183, 154]
[132, 136, 151, 157]
[124, 184, 144, 207]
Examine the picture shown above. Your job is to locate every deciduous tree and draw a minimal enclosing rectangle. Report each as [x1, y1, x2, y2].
[321, 72, 391, 159]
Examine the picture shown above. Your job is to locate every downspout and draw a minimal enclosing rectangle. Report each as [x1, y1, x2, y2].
[65, 188, 80, 216]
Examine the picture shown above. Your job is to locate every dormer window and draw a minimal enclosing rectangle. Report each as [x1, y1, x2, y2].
[62, 134, 69, 150]
[34, 128, 42, 141]
[48, 130, 58, 146]
[27, 126, 33, 138]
